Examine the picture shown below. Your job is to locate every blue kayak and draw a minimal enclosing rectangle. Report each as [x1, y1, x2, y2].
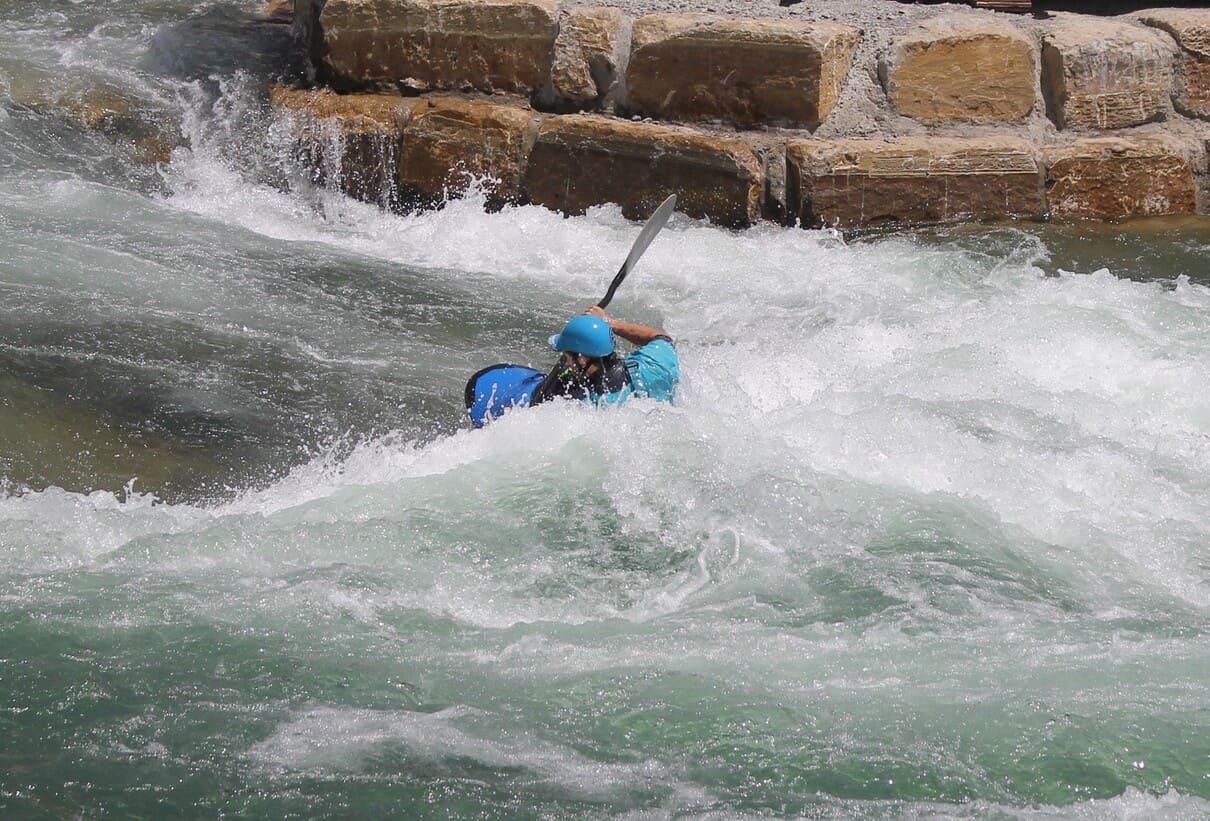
[464, 363, 545, 428]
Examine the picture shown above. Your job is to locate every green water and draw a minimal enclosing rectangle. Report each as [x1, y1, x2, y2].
[2, 2, 1209, 818]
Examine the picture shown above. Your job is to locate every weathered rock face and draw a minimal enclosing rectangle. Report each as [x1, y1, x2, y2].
[320, 0, 557, 94]
[398, 97, 538, 206]
[271, 89, 537, 206]
[523, 114, 762, 227]
[281, 3, 1210, 228]
[18, 87, 138, 132]
[787, 137, 1043, 228]
[294, 0, 324, 68]
[1041, 16, 1175, 130]
[262, 0, 293, 23]
[8, 70, 183, 165]
[738, 135, 791, 224]
[1044, 137, 1198, 220]
[624, 14, 859, 128]
[271, 86, 419, 205]
[270, 85, 419, 125]
[882, 14, 1035, 124]
[1138, 10, 1210, 120]
[542, 6, 627, 112]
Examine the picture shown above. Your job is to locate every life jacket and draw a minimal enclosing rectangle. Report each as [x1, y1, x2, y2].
[589, 353, 631, 397]
[530, 353, 630, 406]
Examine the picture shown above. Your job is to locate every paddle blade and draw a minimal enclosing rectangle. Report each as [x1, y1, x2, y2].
[598, 193, 676, 309]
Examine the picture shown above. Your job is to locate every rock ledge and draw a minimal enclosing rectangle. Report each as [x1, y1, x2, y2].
[279, 1, 1210, 228]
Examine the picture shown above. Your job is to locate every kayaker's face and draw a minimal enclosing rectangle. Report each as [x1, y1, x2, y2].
[561, 351, 597, 375]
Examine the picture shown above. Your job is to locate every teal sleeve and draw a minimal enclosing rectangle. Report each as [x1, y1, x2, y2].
[623, 338, 680, 403]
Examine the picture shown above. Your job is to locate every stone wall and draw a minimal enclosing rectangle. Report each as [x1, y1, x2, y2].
[278, 0, 1210, 229]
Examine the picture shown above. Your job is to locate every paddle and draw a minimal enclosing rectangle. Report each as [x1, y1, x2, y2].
[529, 194, 678, 406]
[597, 194, 677, 309]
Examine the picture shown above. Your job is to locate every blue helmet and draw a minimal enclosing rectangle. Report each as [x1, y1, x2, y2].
[548, 315, 615, 357]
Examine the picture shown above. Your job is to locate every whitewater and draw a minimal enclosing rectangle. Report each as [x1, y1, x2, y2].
[2, 1, 1209, 817]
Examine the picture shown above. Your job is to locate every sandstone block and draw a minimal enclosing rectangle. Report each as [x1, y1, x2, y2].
[739, 136, 791, 225]
[1044, 137, 1197, 220]
[1041, 15, 1175, 130]
[320, 0, 557, 95]
[20, 87, 138, 132]
[625, 14, 859, 128]
[787, 137, 1043, 228]
[882, 14, 1035, 124]
[398, 97, 538, 205]
[9, 70, 184, 165]
[261, 0, 293, 22]
[1138, 10, 1210, 119]
[523, 115, 762, 227]
[542, 7, 627, 112]
[270, 86, 419, 205]
[270, 86, 420, 126]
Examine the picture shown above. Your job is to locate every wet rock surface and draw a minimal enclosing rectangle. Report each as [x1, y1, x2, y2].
[277, 0, 1210, 227]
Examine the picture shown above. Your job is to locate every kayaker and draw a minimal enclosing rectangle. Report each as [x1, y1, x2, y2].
[529, 306, 679, 407]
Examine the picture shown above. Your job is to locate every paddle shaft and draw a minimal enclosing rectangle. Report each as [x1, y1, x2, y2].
[596, 194, 677, 309]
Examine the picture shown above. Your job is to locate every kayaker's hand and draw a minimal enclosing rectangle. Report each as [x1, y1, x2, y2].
[584, 305, 608, 320]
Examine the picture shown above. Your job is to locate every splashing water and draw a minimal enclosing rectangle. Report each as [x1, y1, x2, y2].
[2, 1, 1210, 818]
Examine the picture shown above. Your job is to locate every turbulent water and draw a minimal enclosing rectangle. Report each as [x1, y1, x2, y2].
[2, 2, 1210, 818]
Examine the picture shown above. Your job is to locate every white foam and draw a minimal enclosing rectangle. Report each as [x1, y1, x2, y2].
[5, 52, 1210, 673]
[6, 3, 1210, 815]
[249, 705, 680, 800]
[0, 483, 209, 570]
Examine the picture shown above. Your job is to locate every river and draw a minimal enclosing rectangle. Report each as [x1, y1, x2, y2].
[2, 1, 1209, 817]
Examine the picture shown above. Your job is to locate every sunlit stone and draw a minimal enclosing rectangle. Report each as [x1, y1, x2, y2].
[882, 13, 1036, 124]
[398, 97, 539, 206]
[787, 136, 1043, 228]
[1044, 137, 1199, 220]
[320, 0, 558, 95]
[523, 114, 762, 227]
[624, 14, 859, 128]
[1137, 9, 1210, 119]
[1041, 15, 1175, 130]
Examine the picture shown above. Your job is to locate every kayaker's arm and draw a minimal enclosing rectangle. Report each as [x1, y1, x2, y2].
[584, 306, 671, 347]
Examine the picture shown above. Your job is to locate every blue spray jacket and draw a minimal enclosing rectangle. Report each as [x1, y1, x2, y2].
[592, 337, 680, 406]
